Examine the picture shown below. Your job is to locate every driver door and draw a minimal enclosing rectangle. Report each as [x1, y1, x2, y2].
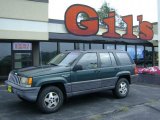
[71, 53, 100, 93]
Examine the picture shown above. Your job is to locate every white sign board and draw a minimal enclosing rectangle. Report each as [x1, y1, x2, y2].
[13, 43, 32, 51]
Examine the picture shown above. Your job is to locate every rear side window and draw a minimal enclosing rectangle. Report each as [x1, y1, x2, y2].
[99, 53, 112, 67]
[109, 53, 117, 66]
[116, 52, 132, 65]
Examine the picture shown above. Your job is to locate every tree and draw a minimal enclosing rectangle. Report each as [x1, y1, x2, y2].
[80, 2, 125, 28]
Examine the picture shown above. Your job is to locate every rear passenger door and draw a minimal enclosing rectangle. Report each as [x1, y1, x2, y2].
[98, 52, 118, 88]
[71, 53, 100, 93]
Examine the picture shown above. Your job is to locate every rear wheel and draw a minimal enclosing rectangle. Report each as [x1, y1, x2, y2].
[37, 86, 64, 113]
[113, 78, 129, 98]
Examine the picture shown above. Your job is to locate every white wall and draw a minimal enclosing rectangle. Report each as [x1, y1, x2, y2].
[0, 0, 48, 22]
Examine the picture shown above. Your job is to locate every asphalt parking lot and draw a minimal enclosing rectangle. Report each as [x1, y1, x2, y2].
[1, 84, 160, 120]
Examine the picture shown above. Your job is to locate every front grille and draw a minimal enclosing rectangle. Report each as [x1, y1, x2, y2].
[8, 73, 21, 85]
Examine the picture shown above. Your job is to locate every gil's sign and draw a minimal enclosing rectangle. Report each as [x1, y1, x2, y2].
[65, 4, 153, 40]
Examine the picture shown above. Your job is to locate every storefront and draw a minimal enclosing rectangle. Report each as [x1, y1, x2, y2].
[0, 0, 158, 80]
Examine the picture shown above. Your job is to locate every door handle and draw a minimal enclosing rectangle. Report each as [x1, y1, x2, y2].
[115, 68, 120, 70]
[94, 70, 100, 73]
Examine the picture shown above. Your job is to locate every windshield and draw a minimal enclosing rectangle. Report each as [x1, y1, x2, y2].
[48, 52, 81, 66]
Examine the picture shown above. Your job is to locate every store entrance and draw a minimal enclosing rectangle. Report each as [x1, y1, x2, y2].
[12, 43, 33, 69]
[13, 52, 33, 69]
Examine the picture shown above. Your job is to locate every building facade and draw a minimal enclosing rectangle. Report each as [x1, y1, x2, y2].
[0, 0, 158, 80]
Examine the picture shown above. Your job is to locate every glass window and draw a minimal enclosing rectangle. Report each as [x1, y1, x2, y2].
[49, 52, 80, 66]
[14, 53, 32, 69]
[104, 44, 115, 50]
[40, 42, 58, 65]
[109, 53, 117, 66]
[77, 53, 98, 70]
[154, 47, 158, 66]
[100, 53, 112, 67]
[0, 43, 12, 77]
[127, 45, 135, 60]
[137, 46, 144, 59]
[91, 44, 103, 49]
[116, 45, 125, 51]
[79, 43, 90, 50]
[116, 52, 132, 65]
[137, 46, 144, 67]
[60, 42, 74, 52]
[145, 47, 153, 67]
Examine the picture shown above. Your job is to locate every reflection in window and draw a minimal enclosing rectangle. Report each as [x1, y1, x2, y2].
[49, 52, 80, 66]
[60, 42, 74, 52]
[154, 47, 158, 66]
[77, 53, 98, 70]
[91, 44, 103, 49]
[116, 52, 132, 65]
[145, 47, 153, 67]
[137, 46, 144, 67]
[79, 43, 90, 50]
[127, 45, 135, 60]
[116, 45, 125, 51]
[104, 44, 115, 50]
[14, 53, 32, 69]
[0, 43, 11, 77]
[109, 53, 117, 66]
[137, 46, 144, 59]
[100, 53, 112, 67]
[40, 42, 58, 65]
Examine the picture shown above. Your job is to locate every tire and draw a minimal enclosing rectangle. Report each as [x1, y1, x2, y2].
[113, 78, 129, 98]
[37, 86, 64, 113]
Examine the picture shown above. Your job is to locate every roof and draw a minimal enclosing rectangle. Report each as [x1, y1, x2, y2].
[65, 49, 128, 53]
[49, 33, 153, 45]
[28, 0, 48, 3]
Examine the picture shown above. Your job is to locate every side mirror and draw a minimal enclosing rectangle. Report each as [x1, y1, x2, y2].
[73, 65, 83, 71]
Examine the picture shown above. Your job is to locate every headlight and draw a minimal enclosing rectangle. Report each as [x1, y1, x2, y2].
[20, 77, 33, 87]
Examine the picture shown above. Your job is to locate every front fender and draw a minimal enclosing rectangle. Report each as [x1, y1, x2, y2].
[34, 77, 68, 87]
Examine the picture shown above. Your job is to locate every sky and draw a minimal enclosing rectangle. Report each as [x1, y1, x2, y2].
[49, 0, 158, 25]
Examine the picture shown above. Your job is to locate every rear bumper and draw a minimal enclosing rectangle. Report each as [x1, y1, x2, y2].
[5, 80, 40, 102]
[131, 75, 138, 84]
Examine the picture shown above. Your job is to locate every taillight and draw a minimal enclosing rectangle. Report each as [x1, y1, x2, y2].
[134, 66, 138, 75]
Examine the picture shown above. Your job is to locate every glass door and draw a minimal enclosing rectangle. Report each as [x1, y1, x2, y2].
[13, 52, 33, 69]
[12, 42, 33, 69]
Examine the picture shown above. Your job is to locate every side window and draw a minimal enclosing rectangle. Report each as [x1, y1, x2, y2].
[99, 53, 112, 67]
[116, 52, 132, 65]
[77, 53, 98, 70]
[109, 53, 117, 66]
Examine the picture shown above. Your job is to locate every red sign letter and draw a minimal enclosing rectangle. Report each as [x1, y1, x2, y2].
[122, 15, 137, 39]
[102, 12, 121, 38]
[65, 4, 99, 36]
[137, 15, 153, 40]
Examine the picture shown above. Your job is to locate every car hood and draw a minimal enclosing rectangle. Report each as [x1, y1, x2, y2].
[13, 65, 71, 77]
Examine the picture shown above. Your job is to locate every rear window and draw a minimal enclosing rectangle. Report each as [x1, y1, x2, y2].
[116, 52, 132, 65]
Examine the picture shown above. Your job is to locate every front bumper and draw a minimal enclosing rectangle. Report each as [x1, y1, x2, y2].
[5, 80, 40, 102]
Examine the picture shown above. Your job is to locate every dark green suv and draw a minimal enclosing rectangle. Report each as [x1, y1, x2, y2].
[5, 50, 137, 113]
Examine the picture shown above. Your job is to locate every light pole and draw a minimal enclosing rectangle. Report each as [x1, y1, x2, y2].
[158, 0, 160, 67]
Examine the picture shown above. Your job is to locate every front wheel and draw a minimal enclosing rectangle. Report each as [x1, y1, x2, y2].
[37, 86, 64, 113]
[113, 78, 129, 98]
